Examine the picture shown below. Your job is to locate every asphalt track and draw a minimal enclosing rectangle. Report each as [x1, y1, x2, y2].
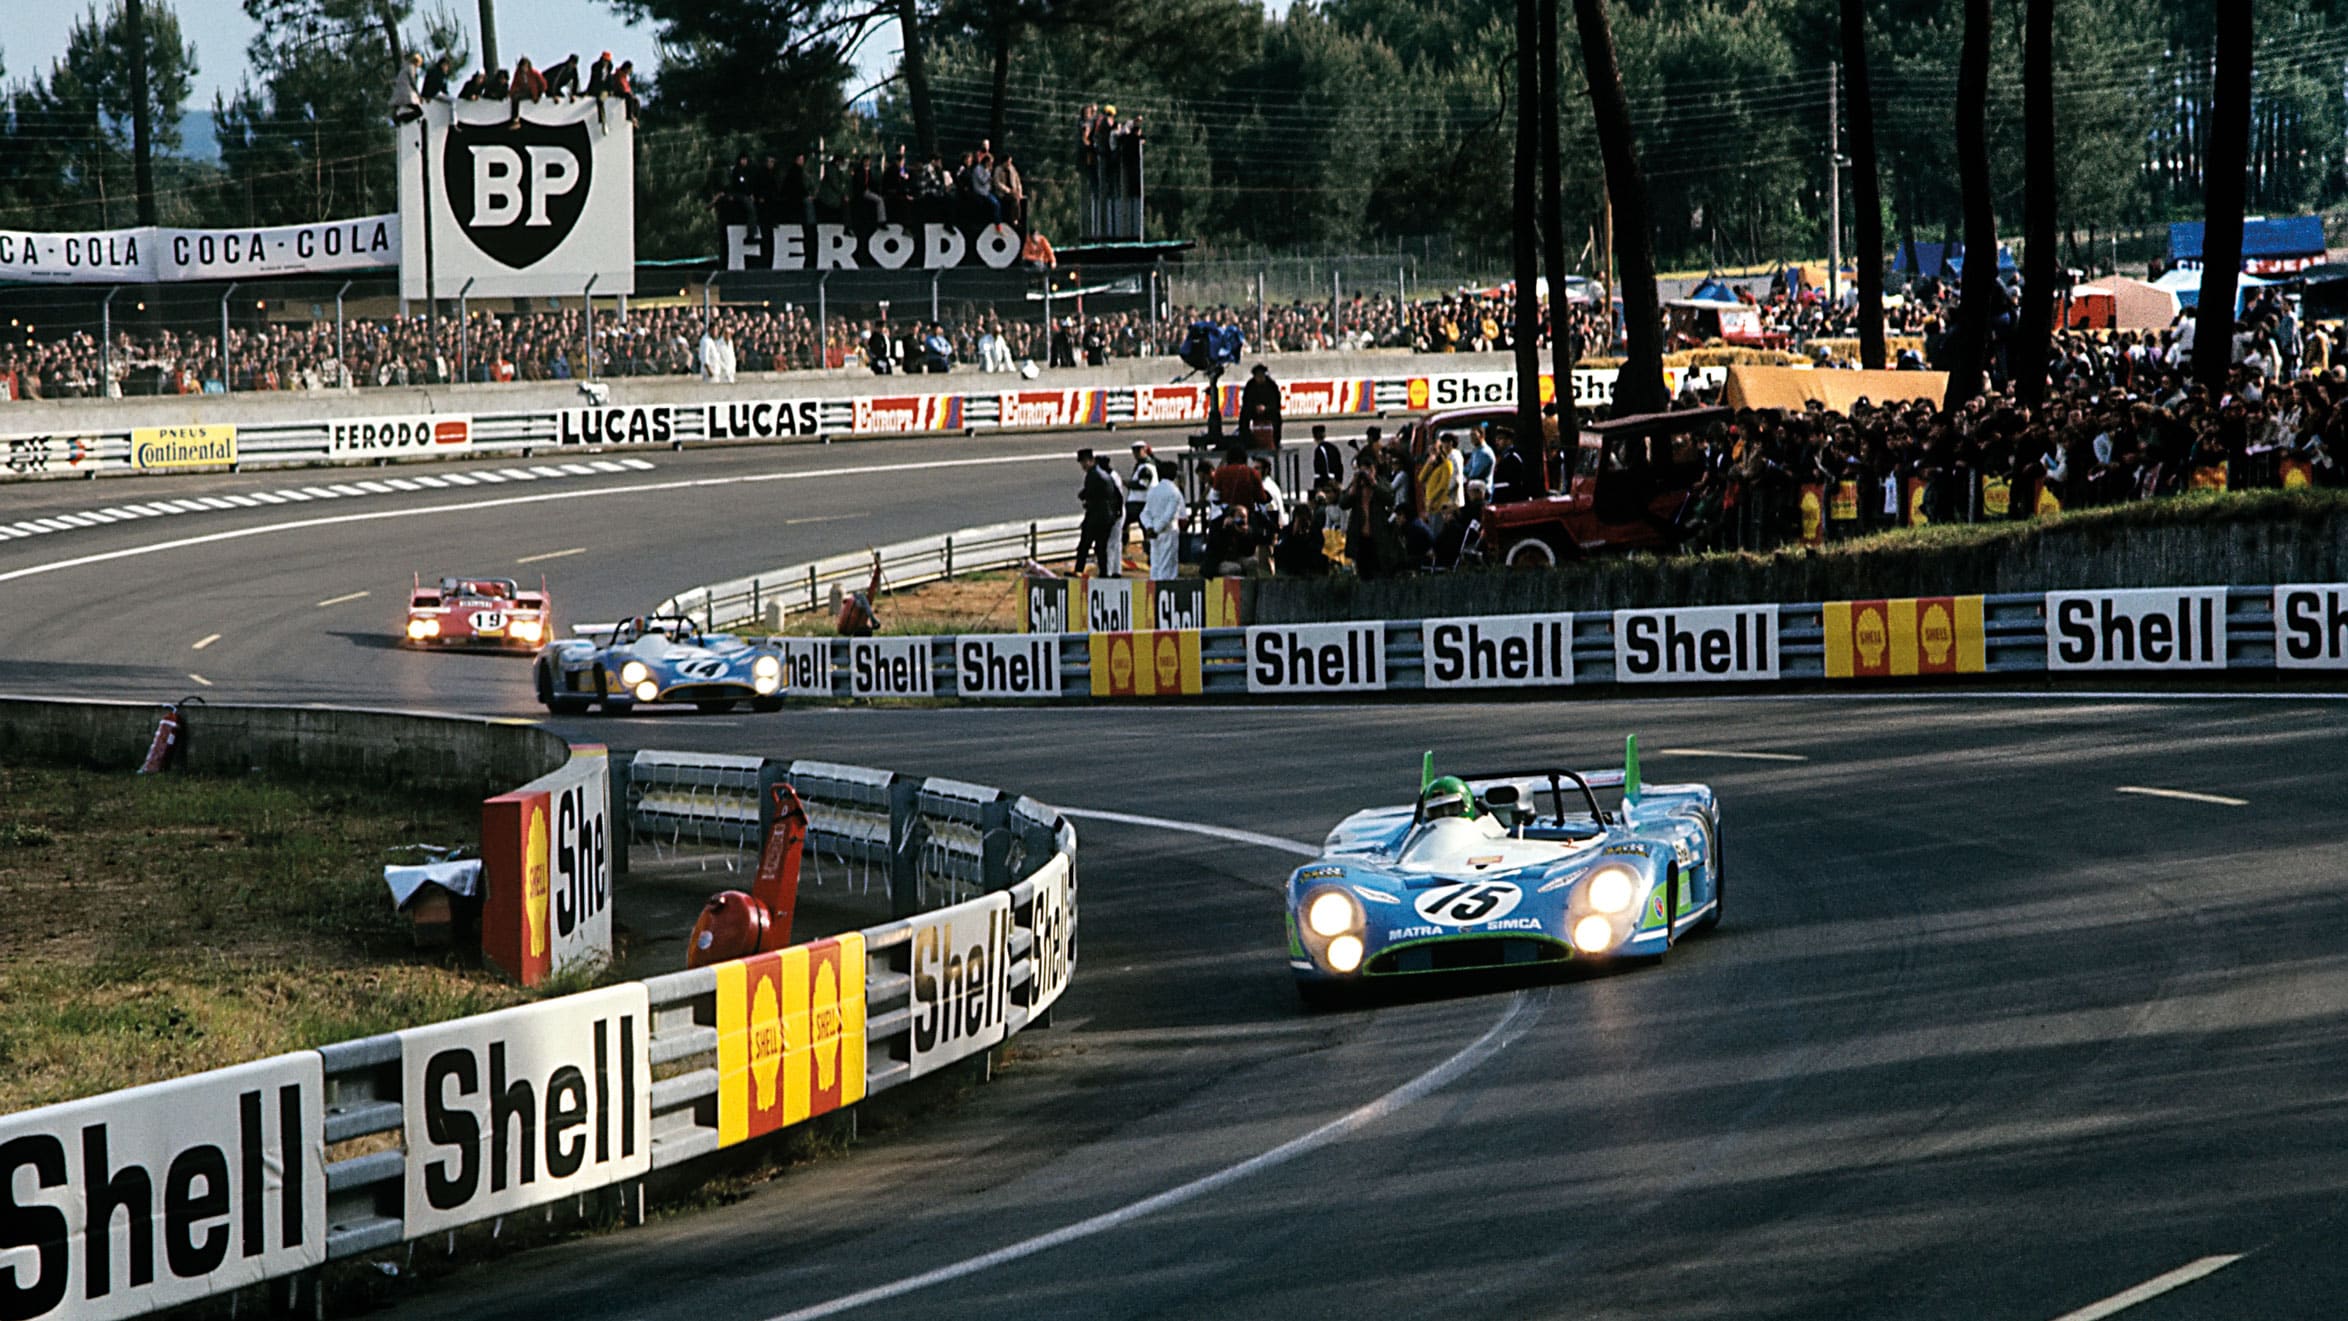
[5, 436, 2346, 1320]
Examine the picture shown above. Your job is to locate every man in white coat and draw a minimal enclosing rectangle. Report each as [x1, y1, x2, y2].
[1138, 459, 1186, 581]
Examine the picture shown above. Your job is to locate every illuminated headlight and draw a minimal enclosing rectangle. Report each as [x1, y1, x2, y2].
[1306, 890, 1360, 938]
[754, 673, 781, 694]
[406, 617, 438, 639]
[1572, 914, 1616, 954]
[511, 619, 544, 643]
[632, 680, 659, 702]
[1584, 865, 1639, 914]
[1325, 934, 1365, 973]
[754, 655, 782, 680]
[620, 660, 650, 687]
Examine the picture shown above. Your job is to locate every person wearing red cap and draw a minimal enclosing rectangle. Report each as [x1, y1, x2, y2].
[587, 51, 616, 122]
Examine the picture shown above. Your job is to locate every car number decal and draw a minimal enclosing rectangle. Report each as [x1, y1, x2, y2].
[1413, 881, 1524, 927]
[470, 610, 507, 629]
[677, 657, 727, 679]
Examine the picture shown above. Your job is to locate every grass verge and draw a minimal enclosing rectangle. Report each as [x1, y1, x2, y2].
[0, 767, 539, 1114]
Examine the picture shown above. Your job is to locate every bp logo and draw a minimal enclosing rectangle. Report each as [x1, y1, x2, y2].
[444, 117, 594, 269]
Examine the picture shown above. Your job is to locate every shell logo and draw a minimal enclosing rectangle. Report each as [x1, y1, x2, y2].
[1109, 636, 1134, 690]
[1406, 378, 1430, 410]
[1921, 601, 1954, 666]
[812, 957, 842, 1094]
[525, 802, 550, 958]
[1799, 488, 1824, 544]
[749, 974, 785, 1110]
[1854, 605, 1888, 670]
[1153, 633, 1181, 690]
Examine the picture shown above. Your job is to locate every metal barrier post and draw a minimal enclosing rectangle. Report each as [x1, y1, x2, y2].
[458, 277, 475, 381]
[609, 755, 632, 876]
[101, 286, 119, 392]
[583, 274, 600, 382]
[219, 281, 237, 394]
[751, 578, 761, 621]
[981, 796, 1012, 892]
[334, 279, 353, 387]
[888, 778, 921, 919]
[808, 565, 819, 612]
[945, 536, 955, 580]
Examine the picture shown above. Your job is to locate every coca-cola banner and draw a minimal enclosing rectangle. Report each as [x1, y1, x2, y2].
[0, 215, 399, 284]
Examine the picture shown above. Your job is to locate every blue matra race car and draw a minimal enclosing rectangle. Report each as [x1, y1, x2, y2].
[535, 615, 786, 714]
[1287, 739, 1720, 1005]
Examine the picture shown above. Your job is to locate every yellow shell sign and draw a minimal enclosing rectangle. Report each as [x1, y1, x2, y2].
[525, 801, 550, 959]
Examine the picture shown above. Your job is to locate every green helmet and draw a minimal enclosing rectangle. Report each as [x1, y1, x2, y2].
[1421, 775, 1478, 820]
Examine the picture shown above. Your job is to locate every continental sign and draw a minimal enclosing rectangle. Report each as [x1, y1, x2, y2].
[129, 424, 236, 470]
[714, 934, 868, 1146]
[1027, 577, 1242, 634]
[1822, 596, 1987, 679]
[1089, 629, 1204, 696]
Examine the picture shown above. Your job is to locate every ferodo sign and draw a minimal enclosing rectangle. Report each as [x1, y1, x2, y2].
[909, 892, 1013, 1074]
[714, 934, 868, 1147]
[0, 1054, 324, 1321]
[1248, 622, 1385, 693]
[2272, 584, 2348, 669]
[326, 414, 472, 456]
[1614, 606, 1779, 683]
[2045, 588, 2227, 671]
[956, 636, 1062, 698]
[850, 637, 933, 698]
[398, 984, 651, 1238]
[1422, 613, 1575, 689]
[480, 746, 613, 987]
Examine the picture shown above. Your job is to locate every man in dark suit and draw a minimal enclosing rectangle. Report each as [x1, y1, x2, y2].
[1311, 423, 1344, 487]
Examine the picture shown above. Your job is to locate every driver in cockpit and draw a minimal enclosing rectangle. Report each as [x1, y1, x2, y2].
[1421, 776, 1481, 821]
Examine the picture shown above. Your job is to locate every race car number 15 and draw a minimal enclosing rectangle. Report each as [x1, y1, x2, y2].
[1414, 881, 1523, 926]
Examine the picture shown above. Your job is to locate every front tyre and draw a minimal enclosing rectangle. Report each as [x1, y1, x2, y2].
[751, 696, 785, 713]
[594, 666, 636, 716]
[1297, 980, 1355, 1011]
[696, 700, 741, 714]
[1696, 824, 1725, 933]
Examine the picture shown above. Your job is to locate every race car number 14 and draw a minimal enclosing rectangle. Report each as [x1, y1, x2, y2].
[1414, 881, 1523, 926]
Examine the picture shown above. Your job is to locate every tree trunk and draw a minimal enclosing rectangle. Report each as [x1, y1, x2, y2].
[1513, 0, 1545, 461]
[1943, 0, 1998, 411]
[127, 0, 157, 227]
[1539, 0, 1575, 477]
[897, 0, 938, 159]
[2194, 2, 2253, 394]
[1839, 0, 1885, 369]
[989, 25, 1012, 153]
[1572, 0, 1667, 414]
[2013, 0, 2056, 408]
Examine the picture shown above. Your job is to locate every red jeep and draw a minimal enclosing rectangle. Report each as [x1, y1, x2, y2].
[1399, 405, 1729, 566]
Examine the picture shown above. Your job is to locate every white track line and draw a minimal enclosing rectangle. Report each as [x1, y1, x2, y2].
[1056, 807, 1320, 858]
[516, 546, 587, 564]
[0, 452, 1066, 588]
[1653, 747, 1808, 762]
[2117, 785, 2248, 807]
[764, 990, 1543, 1321]
[315, 590, 370, 608]
[186, 672, 212, 686]
[190, 633, 220, 650]
[2048, 1254, 2243, 1321]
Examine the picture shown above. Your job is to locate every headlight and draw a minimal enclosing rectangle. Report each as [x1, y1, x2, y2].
[1572, 914, 1615, 954]
[1585, 865, 1639, 914]
[754, 672, 781, 694]
[405, 618, 436, 639]
[512, 619, 544, 643]
[1305, 890, 1359, 938]
[1325, 934, 1365, 973]
[754, 655, 781, 679]
[620, 660, 649, 686]
[633, 679, 659, 702]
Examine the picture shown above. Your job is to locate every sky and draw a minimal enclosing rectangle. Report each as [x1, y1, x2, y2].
[0, 0, 886, 109]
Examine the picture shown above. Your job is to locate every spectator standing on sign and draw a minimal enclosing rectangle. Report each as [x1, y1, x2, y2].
[1238, 363, 1283, 448]
[1073, 448, 1125, 577]
[1140, 458, 1185, 579]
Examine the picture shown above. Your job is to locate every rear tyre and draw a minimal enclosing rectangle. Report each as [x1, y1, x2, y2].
[537, 664, 592, 715]
[1503, 535, 1558, 568]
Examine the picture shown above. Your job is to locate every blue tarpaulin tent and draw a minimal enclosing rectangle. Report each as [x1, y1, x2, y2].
[1689, 276, 1742, 303]
[2168, 216, 2325, 264]
[1894, 241, 2015, 277]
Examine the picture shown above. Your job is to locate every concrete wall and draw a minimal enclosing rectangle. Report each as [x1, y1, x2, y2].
[0, 349, 1519, 435]
[1252, 504, 2348, 622]
[0, 696, 570, 797]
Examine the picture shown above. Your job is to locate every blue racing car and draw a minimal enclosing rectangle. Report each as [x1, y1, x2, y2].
[1286, 739, 1720, 1006]
[535, 615, 787, 714]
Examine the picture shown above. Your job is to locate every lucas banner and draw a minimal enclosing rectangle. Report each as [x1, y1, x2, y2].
[1821, 596, 1988, 678]
[0, 215, 396, 284]
[1089, 629, 1204, 696]
[399, 99, 634, 298]
[715, 934, 869, 1146]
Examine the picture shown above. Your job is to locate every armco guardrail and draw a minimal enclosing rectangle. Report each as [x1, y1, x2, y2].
[660, 515, 1085, 630]
[750, 585, 2348, 701]
[0, 362, 1722, 483]
[0, 737, 1074, 1321]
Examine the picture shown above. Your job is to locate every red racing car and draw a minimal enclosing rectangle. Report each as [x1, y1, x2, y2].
[403, 574, 551, 650]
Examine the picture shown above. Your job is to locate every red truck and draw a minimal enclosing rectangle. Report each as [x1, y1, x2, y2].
[1397, 405, 1729, 566]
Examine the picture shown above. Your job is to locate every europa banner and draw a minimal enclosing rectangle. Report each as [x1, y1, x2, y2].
[0, 215, 398, 284]
[398, 99, 635, 298]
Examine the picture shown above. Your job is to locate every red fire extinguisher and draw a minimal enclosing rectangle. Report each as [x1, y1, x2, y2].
[139, 695, 204, 774]
[686, 783, 811, 968]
